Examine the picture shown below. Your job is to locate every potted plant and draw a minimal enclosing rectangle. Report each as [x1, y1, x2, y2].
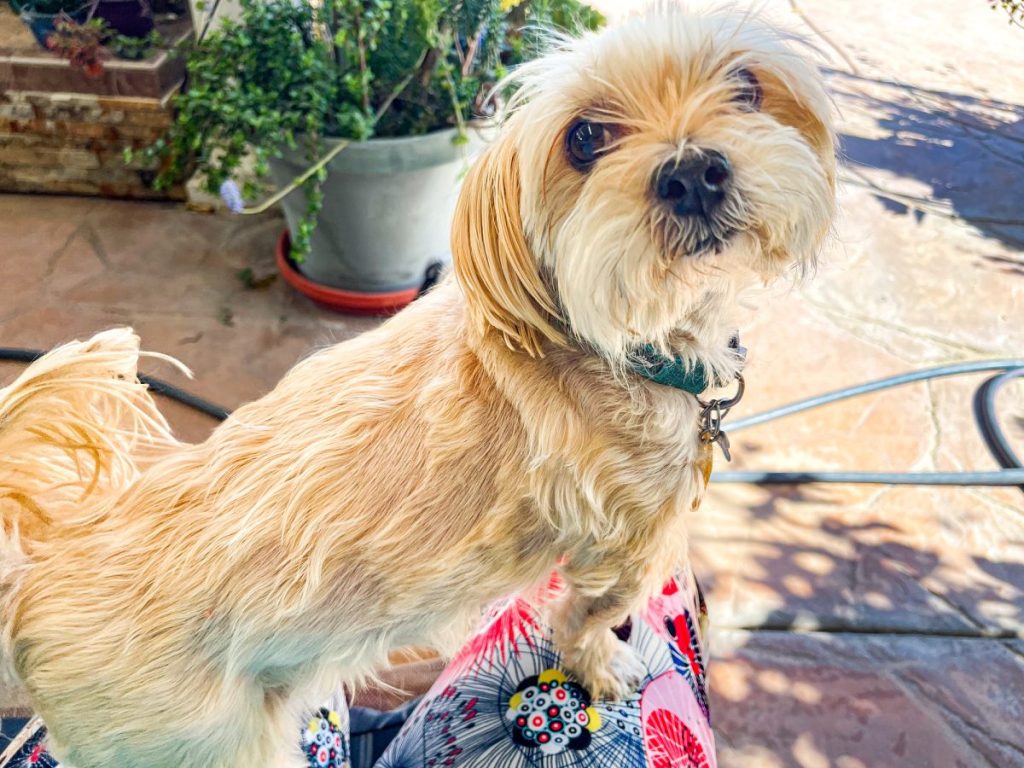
[141, 0, 603, 314]
[105, 28, 163, 58]
[40, 9, 168, 78]
[12, 0, 153, 46]
[43, 13, 108, 75]
[10, 0, 90, 47]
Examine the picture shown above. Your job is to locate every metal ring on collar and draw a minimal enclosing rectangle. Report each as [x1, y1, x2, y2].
[698, 373, 745, 410]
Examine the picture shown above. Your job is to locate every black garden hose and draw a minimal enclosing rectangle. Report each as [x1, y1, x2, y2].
[0, 347, 231, 422]
[1, 347, 1021, 495]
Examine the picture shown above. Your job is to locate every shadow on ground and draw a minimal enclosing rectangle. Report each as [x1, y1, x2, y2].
[831, 69, 1024, 253]
[700, 478, 1024, 767]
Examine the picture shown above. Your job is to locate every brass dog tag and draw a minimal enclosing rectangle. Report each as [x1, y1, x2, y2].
[696, 439, 714, 488]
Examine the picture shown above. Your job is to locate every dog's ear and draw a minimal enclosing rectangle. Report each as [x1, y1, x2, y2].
[759, 67, 837, 189]
[452, 137, 565, 357]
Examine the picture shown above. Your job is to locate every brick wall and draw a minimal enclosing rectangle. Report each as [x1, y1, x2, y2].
[0, 89, 184, 200]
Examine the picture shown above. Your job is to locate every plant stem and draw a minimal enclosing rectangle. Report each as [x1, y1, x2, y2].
[374, 46, 429, 121]
[443, 67, 467, 141]
[461, 33, 479, 77]
[195, 0, 222, 42]
[239, 139, 349, 215]
[353, 3, 370, 113]
[328, 0, 341, 68]
[417, 45, 440, 87]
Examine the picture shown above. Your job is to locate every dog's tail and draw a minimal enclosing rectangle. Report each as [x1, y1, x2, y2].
[0, 328, 183, 565]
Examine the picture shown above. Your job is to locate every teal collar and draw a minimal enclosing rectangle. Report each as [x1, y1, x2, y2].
[630, 336, 744, 395]
[630, 344, 712, 394]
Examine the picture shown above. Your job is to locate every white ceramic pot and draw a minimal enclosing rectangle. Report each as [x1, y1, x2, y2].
[269, 126, 485, 294]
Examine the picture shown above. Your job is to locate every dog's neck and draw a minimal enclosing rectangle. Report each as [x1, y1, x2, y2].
[535, 266, 747, 395]
[629, 335, 744, 395]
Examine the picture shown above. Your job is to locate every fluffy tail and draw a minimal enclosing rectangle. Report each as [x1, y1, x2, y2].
[0, 328, 184, 552]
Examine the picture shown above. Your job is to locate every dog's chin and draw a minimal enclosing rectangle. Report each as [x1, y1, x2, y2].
[663, 227, 739, 263]
[686, 230, 735, 258]
[658, 211, 743, 262]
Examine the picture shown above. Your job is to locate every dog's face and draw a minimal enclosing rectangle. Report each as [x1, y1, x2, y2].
[453, 8, 836, 362]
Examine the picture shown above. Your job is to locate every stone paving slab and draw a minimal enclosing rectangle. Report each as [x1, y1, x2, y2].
[0, 194, 377, 443]
[695, 481, 1024, 636]
[692, 240, 1024, 637]
[0, 4, 36, 52]
[710, 629, 1024, 768]
[606, 0, 1024, 642]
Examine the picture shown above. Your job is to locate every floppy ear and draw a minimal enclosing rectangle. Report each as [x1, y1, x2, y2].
[759, 68, 837, 190]
[452, 137, 566, 357]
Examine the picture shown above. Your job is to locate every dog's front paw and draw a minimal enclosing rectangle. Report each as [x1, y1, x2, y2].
[563, 632, 646, 701]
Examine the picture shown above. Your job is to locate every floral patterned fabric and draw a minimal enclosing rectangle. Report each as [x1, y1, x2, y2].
[302, 693, 352, 768]
[0, 720, 56, 768]
[0, 699, 352, 768]
[0, 573, 712, 768]
[377, 571, 716, 768]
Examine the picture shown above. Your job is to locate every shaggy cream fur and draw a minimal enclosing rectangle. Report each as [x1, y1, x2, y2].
[0, 6, 835, 767]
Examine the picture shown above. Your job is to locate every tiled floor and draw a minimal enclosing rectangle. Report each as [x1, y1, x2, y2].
[0, 198, 379, 443]
[2, 0, 1023, 766]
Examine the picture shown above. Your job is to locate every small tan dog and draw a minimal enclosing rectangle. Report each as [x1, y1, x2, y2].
[0, 6, 835, 768]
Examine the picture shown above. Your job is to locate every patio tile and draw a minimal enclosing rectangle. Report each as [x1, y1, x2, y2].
[694, 482, 1024, 636]
[0, 195, 378, 444]
[689, 184, 1023, 639]
[710, 629, 1024, 768]
[0, 3, 37, 52]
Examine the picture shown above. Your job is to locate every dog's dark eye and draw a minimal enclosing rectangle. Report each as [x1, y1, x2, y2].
[732, 68, 763, 111]
[567, 121, 609, 170]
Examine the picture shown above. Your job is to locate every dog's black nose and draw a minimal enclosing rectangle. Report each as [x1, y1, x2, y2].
[654, 150, 731, 218]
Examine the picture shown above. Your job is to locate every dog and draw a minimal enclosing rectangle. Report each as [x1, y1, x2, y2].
[0, 6, 835, 767]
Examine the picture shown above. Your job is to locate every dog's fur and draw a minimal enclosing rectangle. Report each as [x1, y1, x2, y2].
[0, 7, 835, 768]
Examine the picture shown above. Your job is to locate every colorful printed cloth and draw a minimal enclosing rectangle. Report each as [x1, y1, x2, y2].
[0, 720, 56, 768]
[376, 570, 715, 768]
[0, 699, 352, 768]
[302, 693, 352, 768]
[0, 572, 713, 768]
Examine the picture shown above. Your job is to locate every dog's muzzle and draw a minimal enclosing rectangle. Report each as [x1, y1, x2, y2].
[653, 150, 731, 221]
[653, 150, 738, 256]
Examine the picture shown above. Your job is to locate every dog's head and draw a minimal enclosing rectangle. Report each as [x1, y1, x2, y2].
[453, 6, 836, 364]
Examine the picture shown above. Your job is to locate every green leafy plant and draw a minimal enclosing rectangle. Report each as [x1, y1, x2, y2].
[139, 0, 603, 260]
[107, 28, 163, 59]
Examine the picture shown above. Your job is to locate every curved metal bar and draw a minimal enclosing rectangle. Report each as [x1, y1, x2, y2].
[729, 359, 1024, 432]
